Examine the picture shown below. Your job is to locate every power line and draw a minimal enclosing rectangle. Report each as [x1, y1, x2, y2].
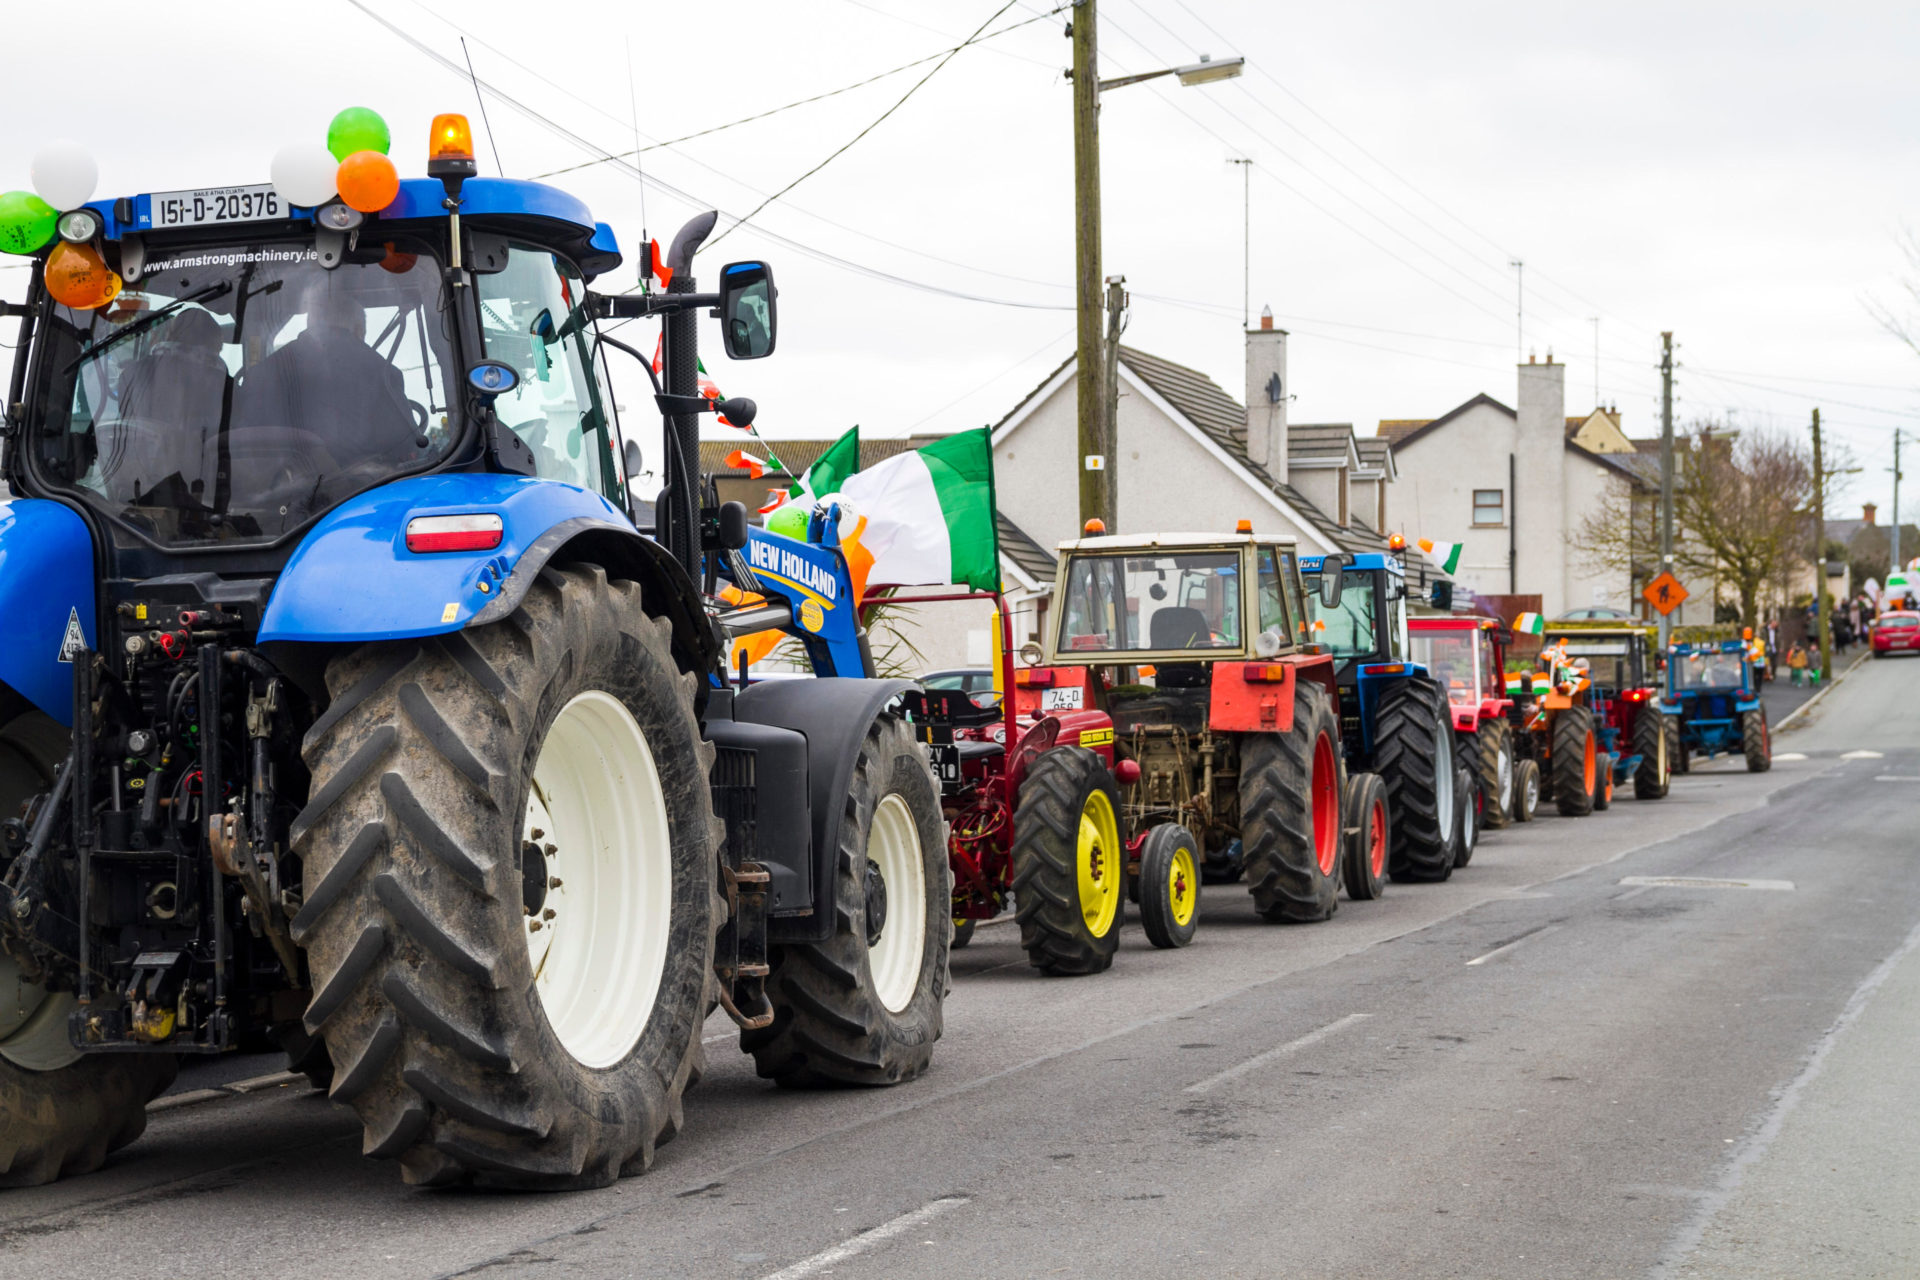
[709, 0, 1025, 248]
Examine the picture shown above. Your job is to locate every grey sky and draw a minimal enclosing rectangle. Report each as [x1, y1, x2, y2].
[3, 0, 1914, 527]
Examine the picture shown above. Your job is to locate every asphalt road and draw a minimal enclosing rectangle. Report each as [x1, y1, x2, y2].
[3, 656, 1915, 1279]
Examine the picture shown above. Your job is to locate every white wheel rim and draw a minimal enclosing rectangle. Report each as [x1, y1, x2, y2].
[524, 691, 672, 1070]
[867, 792, 927, 1015]
[1462, 782, 1476, 851]
[1496, 744, 1513, 808]
[1524, 769, 1539, 812]
[1434, 732, 1455, 840]
[0, 956, 80, 1071]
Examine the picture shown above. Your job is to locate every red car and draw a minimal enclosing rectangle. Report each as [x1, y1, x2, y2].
[1872, 611, 1920, 657]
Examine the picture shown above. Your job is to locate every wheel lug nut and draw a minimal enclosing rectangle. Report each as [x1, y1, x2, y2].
[548, 877, 563, 889]
[543, 843, 557, 857]
[529, 828, 545, 841]
[541, 908, 556, 921]
[528, 920, 543, 932]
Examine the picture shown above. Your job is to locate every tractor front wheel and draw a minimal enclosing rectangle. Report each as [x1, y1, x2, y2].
[1340, 772, 1389, 900]
[1138, 824, 1201, 949]
[1376, 679, 1457, 882]
[1011, 748, 1125, 975]
[1743, 705, 1772, 773]
[1453, 762, 1480, 866]
[746, 714, 950, 1086]
[1552, 707, 1598, 818]
[1634, 706, 1671, 799]
[1512, 757, 1541, 822]
[293, 565, 722, 1189]
[1477, 718, 1515, 828]
[1243, 680, 1342, 922]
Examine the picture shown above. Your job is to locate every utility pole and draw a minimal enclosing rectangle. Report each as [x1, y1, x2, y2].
[1100, 274, 1128, 530]
[1658, 331, 1675, 651]
[1510, 259, 1524, 360]
[1892, 429, 1904, 575]
[1813, 408, 1830, 680]
[1071, 0, 1107, 531]
[1228, 157, 1252, 328]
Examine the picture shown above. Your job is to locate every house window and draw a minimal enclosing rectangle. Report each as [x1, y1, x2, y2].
[1472, 489, 1504, 526]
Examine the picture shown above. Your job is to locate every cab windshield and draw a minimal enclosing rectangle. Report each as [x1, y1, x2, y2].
[28, 237, 454, 546]
[1056, 551, 1242, 654]
[1672, 650, 1748, 691]
[1306, 569, 1379, 662]
[1559, 639, 1637, 692]
[1409, 631, 1482, 705]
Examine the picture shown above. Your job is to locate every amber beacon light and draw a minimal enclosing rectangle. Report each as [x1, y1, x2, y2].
[427, 113, 478, 193]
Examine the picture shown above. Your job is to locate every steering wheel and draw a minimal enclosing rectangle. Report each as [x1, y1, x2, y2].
[408, 400, 429, 434]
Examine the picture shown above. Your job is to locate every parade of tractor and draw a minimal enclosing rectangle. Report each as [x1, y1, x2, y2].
[0, 76, 1894, 1227]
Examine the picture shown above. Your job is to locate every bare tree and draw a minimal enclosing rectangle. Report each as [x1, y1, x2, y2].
[1864, 226, 1920, 357]
[1577, 421, 1815, 628]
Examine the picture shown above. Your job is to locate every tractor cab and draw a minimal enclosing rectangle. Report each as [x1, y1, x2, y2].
[1299, 551, 1432, 753]
[1408, 615, 1512, 733]
[1550, 627, 1660, 725]
[1666, 638, 1769, 771]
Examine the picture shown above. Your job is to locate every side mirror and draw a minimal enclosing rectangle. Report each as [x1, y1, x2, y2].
[709, 501, 750, 551]
[719, 261, 777, 359]
[1430, 580, 1454, 610]
[623, 438, 644, 482]
[1317, 553, 1347, 608]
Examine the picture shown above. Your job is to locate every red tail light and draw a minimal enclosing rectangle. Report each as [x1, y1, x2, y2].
[406, 514, 504, 553]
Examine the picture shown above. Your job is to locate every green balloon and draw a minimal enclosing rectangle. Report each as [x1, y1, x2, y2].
[766, 503, 810, 541]
[0, 191, 55, 256]
[327, 107, 392, 162]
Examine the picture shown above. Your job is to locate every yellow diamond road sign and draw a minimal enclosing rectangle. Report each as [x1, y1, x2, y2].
[1643, 571, 1689, 616]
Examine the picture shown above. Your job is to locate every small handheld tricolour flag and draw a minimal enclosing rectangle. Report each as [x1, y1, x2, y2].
[1513, 611, 1546, 635]
[1416, 537, 1463, 575]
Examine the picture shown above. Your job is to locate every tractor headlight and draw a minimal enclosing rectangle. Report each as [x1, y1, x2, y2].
[56, 208, 102, 244]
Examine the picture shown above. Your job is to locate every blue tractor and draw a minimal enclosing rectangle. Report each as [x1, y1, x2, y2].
[0, 121, 951, 1188]
[1300, 551, 1468, 886]
[1665, 639, 1771, 773]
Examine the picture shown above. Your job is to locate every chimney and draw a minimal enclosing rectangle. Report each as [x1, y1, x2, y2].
[1864, 502, 1878, 526]
[1245, 304, 1288, 481]
[1514, 353, 1567, 616]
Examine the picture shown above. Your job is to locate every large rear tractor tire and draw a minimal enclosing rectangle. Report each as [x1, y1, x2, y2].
[1552, 706, 1598, 818]
[1743, 705, 1772, 773]
[292, 565, 723, 1189]
[1243, 680, 1342, 922]
[1376, 679, 1457, 883]
[1138, 824, 1201, 949]
[744, 714, 949, 1086]
[1633, 706, 1670, 800]
[1476, 718, 1515, 829]
[1011, 748, 1125, 976]
[1340, 772, 1389, 900]
[0, 701, 178, 1187]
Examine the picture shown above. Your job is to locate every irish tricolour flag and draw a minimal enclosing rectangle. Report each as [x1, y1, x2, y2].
[1416, 537, 1463, 574]
[769, 426, 1001, 597]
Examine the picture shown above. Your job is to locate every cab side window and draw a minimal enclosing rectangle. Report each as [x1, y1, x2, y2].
[1257, 547, 1290, 647]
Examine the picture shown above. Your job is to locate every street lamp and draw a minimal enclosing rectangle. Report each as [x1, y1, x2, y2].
[1070, 0, 1244, 531]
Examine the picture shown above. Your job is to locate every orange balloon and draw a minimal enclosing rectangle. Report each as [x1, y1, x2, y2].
[336, 150, 399, 214]
[45, 240, 122, 310]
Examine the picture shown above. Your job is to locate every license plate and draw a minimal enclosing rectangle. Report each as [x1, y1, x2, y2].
[1041, 687, 1084, 711]
[930, 744, 962, 785]
[149, 184, 284, 229]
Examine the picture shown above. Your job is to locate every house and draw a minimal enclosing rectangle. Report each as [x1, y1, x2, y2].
[1378, 357, 1706, 622]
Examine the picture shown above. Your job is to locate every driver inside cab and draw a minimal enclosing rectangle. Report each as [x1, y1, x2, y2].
[235, 284, 415, 461]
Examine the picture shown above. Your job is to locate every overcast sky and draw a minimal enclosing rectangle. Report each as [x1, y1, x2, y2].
[4, 0, 1917, 527]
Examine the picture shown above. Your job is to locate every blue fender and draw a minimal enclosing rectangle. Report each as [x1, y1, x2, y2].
[0, 500, 96, 726]
[258, 474, 636, 644]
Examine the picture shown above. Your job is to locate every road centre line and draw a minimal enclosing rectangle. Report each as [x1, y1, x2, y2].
[1874, 775, 1920, 782]
[1183, 1013, 1372, 1095]
[759, 1196, 969, 1280]
[148, 1070, 306, 1113]
[1464, 924, 1558, 967]
[1618, 876, 1795, 891]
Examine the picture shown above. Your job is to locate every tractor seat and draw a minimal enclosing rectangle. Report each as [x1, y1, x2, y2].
[1149, 606, 1214, 689]
[956, 741, 1004, 763]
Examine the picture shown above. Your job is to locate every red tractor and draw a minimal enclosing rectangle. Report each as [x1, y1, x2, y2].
[1408, 615, 1521, 840]
[904, 530, 1364, 976]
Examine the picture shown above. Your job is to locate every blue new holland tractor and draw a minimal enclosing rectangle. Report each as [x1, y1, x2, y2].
[0, 120, 950, 1188]
[1299, 551, 1468, 887]
[1665, 639, 1771, 773]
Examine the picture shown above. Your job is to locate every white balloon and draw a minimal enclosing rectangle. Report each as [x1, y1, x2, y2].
[270, 142, 339, 209]
[30, 139, 98, 211]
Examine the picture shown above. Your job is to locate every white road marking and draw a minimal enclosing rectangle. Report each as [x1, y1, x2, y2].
[226, 1070, 303, 1093]
[1618, 876, 1795, 891]
[759, 1197, 969, 1280]
[1841, 750, 1885, 759]
[1464, 925, 1558, 967]
[1183, 1013, 1371, 1094]
[148, 1070, 308, 1113]
[1772, 752, 1807, 761]
[147, 1088, 229, 1113]
[1661, 916, 1920, 1268]
[1873, 775, 1920, 782]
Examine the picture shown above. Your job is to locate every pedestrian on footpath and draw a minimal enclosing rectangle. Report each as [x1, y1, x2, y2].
[1788, 643, 1808, 686]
